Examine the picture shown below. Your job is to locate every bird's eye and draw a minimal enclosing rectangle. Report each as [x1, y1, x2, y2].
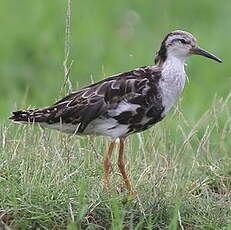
[179, 39, 187, 44]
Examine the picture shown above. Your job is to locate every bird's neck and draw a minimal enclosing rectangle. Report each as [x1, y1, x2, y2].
[157, 53, 187, 84]
[161, 54, 186, 75]
[158, 54, 187, 116]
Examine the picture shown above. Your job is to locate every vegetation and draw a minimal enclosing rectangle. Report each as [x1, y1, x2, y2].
[0, 96, 230, 229]
[0, 0, 230, 119]
[0, 0, 230, 229]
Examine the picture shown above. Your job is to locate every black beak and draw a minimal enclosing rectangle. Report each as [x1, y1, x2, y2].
[190, 47, 222, 63]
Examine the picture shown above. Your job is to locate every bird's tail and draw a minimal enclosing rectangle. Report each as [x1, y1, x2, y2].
[9, 108, 52, 124]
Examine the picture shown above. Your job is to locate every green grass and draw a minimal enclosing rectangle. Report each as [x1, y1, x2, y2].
[0, 95, 230, 229]
[0, 0, 231, 229]
[0, 0, 230, 119]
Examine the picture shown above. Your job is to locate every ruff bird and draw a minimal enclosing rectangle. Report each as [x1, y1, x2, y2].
[10, 30, 222, 194]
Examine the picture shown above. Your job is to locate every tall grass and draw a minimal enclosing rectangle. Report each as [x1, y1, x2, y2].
[0, 94, 230, 229]
[0, 1, 230, 229]
[0, 0, 230, 118]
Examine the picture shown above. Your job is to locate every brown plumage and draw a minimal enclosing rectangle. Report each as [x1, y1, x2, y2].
[10, 66, 164, 136]
[10, 30, 222, 194]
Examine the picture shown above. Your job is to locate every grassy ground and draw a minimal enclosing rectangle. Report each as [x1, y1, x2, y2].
[0, 0, 231, 229]
[0, 94, 230, 229]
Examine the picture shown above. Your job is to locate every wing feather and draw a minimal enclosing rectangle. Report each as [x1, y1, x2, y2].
[10, 66, 163, 134]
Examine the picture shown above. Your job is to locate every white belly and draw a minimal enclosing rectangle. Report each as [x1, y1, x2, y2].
[83, 118, 129, 139]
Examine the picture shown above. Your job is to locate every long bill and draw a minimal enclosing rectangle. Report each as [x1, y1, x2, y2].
[190, 47, 222, 63]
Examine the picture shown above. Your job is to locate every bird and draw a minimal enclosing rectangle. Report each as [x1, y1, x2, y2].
[10, 30, 222, 194]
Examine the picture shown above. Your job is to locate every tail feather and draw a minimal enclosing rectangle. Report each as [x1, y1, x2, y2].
[9, 109, 51, 123]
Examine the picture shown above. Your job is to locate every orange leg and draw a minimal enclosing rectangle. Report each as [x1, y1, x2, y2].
[103, 141, 115, 190]
[117, 138, 133, 192]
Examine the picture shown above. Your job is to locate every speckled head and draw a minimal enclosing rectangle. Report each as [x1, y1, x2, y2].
[155, 30, 222, 65]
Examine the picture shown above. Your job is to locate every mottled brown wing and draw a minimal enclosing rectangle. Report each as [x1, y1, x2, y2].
[10, 66, 162, 133]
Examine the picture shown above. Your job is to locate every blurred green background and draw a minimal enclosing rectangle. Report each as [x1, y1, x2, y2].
[0, 0, 230, 121]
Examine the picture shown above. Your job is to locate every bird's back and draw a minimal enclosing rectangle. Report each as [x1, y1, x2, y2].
[10, 65, 165, 138]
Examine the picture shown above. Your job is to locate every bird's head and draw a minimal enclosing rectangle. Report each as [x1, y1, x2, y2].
[155, 30, 222, 65]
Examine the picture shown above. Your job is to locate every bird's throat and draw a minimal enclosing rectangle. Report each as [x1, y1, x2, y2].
[159, 55, 187, 116]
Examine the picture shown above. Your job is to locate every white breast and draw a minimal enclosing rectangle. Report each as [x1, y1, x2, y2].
[159, 56, 186, 116]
